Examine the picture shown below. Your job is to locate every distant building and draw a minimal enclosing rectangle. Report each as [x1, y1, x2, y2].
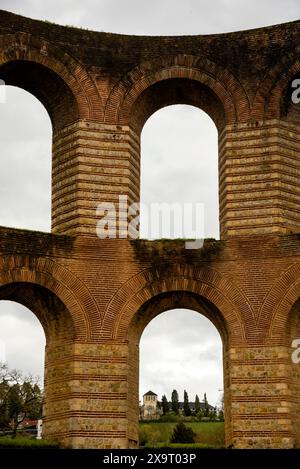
[139, 391, 216, 420]
[140, 391, 160, 421]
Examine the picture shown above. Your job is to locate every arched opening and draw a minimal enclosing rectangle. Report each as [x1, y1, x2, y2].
[0, 300, 45, 378]
[287, 297, 300, 448]
[0, 282, 75, 440]
[0, 300, 45, 438]
[0, 282, 74, 342]
[128, 77, 223, 240]
[0, 86, 51, 231]
[0, 59, 81, 233]
[126, 290, 229, 448]
[0, 60, 79, 131]
[139, 308, 224, 447]
[141, 105, 219, 239]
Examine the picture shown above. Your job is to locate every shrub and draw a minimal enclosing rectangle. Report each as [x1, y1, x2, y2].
[171, 422, 195, 444]
[200, 417, 211, 423]
[159, 412, 180, 423]
[139, 428, 148, 447]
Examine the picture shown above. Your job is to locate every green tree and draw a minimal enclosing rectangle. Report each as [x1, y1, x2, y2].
[0, 379, 10, 429]
[171, 422, 195, 443]
[218, 393, 224, 421]
[203, 392, 209, 417]
[218, 408, 224, 421]
[171, 389, 179, 414]
[0, 363, 43, 438]
[209, 407, 217, 422]
[195, 394, 201, 414]
[183, 390, 191, 417]
[161, 395, 169, 415]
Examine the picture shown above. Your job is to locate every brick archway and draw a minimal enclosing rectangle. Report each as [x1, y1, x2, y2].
[0, 10, 300, 448]
[259, 263, 300, 343]
[103, 263, 251, 344]
[0, 255, 101, 341]
[109, 264, 249, 450]
[0, 32, 102, 130]
[251, 48, 300, 120]
[105, 54, 250, 129]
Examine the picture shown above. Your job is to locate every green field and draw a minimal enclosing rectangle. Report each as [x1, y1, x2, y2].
[0, 436, 59, 448]
[139, 421, 225, 448]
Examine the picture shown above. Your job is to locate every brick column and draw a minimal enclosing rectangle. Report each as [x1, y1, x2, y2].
[52, 122, 139, 236]
[219, 119, 300, 238]
[228, 346, 293, 449]
[44, 341, 132, 448]
[42, 339, 75, 444]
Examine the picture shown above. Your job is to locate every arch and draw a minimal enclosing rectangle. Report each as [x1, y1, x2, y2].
[139, 307, 224, 424]
[258, 263, 300, 342]
[0, 282, 73, 342]
[0, 32, 102, 131]
[140, 104, 219, 239]
[104, 55, 250, 131]
[0, 298, 45, 377]
[0, 85, 52, 231]
[129, 291, 227, 345]
[102, 263, 252, 344]
[251, 47, 300, 120]
[277, 278, 300, 448]
[122, 267, 234, 448]
[0, 254, 102, 341]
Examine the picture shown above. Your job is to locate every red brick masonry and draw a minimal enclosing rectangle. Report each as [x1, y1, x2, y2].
[0, 10, 300, 448]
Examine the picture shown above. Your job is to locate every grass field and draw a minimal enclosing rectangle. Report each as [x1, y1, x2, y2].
[139, 421, 225, 448]
[0, 436, 59, 448]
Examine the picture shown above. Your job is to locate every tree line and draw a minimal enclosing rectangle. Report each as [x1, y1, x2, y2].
[160, 389, 224, 421]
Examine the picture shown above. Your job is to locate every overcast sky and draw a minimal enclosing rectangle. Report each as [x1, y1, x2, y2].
[0, 1, 299, 407]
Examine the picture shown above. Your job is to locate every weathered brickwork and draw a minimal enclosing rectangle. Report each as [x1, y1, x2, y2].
[52, 123, 139, 235]
[0, 10, 300, 449]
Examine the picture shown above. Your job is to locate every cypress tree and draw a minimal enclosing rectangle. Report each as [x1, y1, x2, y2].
[161, 394, 169, 415]
[195, 394, 201, 414]
[183, 390, 191, 416]
[171, 389, 179, 414]
[204, 392, 209, 417]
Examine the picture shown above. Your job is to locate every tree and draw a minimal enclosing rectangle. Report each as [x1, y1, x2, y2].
[203, 392, 210, 417]
[209, 407, 217, 421]
[183, 390, 191, 417]
[218, 408, 224, 421]
[218, 393, 224, 421]
[171, 422, 195, 443]
[161, 395, 169, 415]
[171, 389, 179, 414]
[0, 363, 43, 438]
[195, 394, 201, 414]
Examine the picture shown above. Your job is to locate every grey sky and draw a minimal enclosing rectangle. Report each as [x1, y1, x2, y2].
[0, 1, 299, 406]
[140, 309, 223, 406]
[0, 0, 299, 34]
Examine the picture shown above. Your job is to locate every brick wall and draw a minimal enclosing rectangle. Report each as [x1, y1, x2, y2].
[0, 10, 300, 448]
